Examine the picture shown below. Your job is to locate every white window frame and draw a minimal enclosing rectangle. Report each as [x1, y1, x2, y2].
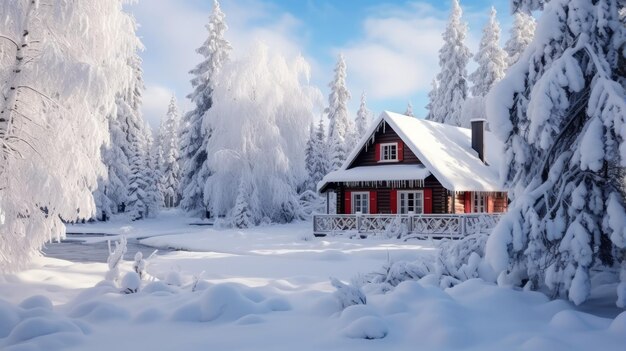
[352, 192, 370, 214]
[379, 142, 399, 162]
[397, 190, 424, 214]
[472, 193, 487, 213]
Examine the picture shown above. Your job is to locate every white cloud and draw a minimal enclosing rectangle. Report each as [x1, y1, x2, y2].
[338, 2, 497, 107]
[126, 0, 316, 131]
[142, 85, 175, 130]
[339, 4, 444, 102]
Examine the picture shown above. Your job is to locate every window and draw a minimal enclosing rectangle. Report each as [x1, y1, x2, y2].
[398, 191, 423, 214]
[352, 192, 369, 214]
[380, 143, 398, 162]
[473, 193, 486, 213]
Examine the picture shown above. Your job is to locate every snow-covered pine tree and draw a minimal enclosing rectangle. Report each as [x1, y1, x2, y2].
[204, 43, 318, 224]
[305, 122, 317, 190]
[405, 102, 414, 117]
[160, 96, 181, 207]
[425, 79, 438, 120]
[469, 7, 507, 98]
[0, 0, 139, 271]
[326, 54, 353, 171]
[355, 92, 372, 138]
[426, 0, 471, 126]
[179, 0, 232, 216]
[510, 0, 547, 14]
[123, 57, 159, 220]
[94, 110, 132, 221]
[504, 12, 536, 67]
[485, 0, 626, 305]
[232, 177, 253, 228]
[312, 116, 330, 192]
[142, 125, 161, 218]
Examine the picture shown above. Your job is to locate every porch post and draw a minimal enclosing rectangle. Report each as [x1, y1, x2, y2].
[451, 192, 456, 214]
[326, 192, 330, 214]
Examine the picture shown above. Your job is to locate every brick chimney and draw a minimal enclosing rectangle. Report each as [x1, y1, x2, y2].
[471, 119, 485, 163]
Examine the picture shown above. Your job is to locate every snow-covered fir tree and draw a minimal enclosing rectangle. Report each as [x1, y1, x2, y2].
[504, 12, 536, 67]
[0, 0, 139, 271]
[123, 59, 159, 220]
[142, 125, 161, 217]
[179, 0, 231, 216]
[425, 79, 438, 120]
[405, 102, 414, 117]
[469, 7, 507, 97]
[232, 177, 253, 228]
[510, 0, 547, 14]
[485, 0, 626, 305]
[204, 43, 319, 224]
[426, 0, 471, 126]
[355, 92, 372, 138]
[305, 116, 330, 191]
[94, 109, 132, 221]
[326, 54, 353, 171]
[159, 96, 181, 207]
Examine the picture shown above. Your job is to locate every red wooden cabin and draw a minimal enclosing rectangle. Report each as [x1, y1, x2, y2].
[318, 111, 508, 215]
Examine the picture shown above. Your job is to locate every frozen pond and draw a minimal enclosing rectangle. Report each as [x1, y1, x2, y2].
[42, 233, 170, 263]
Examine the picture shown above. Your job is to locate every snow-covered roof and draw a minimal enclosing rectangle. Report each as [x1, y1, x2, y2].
[318, 165, 431, 192]
[321, 111, 505, 192]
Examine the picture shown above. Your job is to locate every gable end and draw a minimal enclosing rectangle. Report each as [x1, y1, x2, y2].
[346, 121, 421, 169]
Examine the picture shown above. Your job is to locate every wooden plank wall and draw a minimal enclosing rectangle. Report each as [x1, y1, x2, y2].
[347, 122, 421, 168]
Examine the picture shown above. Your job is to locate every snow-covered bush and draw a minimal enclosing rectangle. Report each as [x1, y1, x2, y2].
[132, 252, 146, 279]
[121, 272, 141, 294]
[165, 270, 183, 287]
[106, 237, 128, 282]
[330, 277, 366, 309]
[365, 232, 493, 291]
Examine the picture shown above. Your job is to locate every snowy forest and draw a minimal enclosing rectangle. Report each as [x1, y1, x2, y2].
[0, 1, 626, 347]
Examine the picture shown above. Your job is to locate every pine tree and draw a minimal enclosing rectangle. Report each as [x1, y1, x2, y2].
[405, 102, 414, 117]
[355, 92, 372, 138]
[425, 79, 438, 120]
[305, 123, 317, 190]
[326, 54, 353, 171]
[122, 57, 159, 220]
[0, 0, 140, 271]
[312, 116, 330, 189]
[469, 7, 507, 97]
[504, 12, 536, 67]
[232, 178, 253, 228]
[160, 97, 181, 207]
[427, 0, 471, 126]
[95, 111, 132, 220]
[142, 126, 161, 218]
[485, 0, 626, 305]
[510, 0, 547, 14]
[179, 0, 231, 215]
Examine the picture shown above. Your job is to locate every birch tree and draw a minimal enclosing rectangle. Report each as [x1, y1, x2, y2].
[0, 0, 140, 271]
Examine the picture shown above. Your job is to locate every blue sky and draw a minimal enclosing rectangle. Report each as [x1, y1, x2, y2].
[126, 0, 514, 130]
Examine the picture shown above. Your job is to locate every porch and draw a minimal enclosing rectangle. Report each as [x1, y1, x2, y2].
[312, 213, 502, 239]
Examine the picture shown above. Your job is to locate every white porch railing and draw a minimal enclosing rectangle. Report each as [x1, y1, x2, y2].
[312, 213, 502, 239]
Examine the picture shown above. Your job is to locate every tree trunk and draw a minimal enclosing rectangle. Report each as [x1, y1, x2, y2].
[0, 1, 37, 150]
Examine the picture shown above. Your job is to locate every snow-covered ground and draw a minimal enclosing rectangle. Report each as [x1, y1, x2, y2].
[1, 210, 624, 351]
